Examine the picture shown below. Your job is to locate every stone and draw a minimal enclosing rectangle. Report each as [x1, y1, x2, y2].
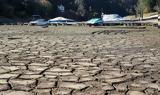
[143, 64, 152, 68]
[23, 70, 41, 75]
[100, 73, 126, 80]
[44, 72, 73, 76]
[129, 83, 146, 91]
[88, 69, 101, 75]
[114, 83, 128, 92]
[72, 87, 105, 95]
[147, 83, 160, 90]
[73, 70, 91, 77]
[0, 84, 10, 91]
[10, 60, 30, 65]
[28, 66, 48, 71]
[19, 74, 43, 79]
[78, 62, 97, 67]
[47, 68, 71, 73]
[29, 63, 49, 67]
[104, 77, 128, 84]
[45, 75, 57, 79]
[0, 74, 19, 79]
[77, 58, 91, 62]
[0, 67, 9, 74]
[59, 82, 87, 90]
[0, 51, 7, 55]
[127, 91, 145, 95]
[122, 63, 133, 68]
[61, 76, 78, 82]
[0, 79, 8, 84]
[54, 88, 72, 95]
[9, 79, 36, 91]
[1, 66, 19, 71]
[36, 81, 56, 89]
[109, 72, 126, 78]
[5, 91, 34, 95]
[130, 72, 143, 77]
[93, 58, 111, 63]
[102, 84, 115, 91]
[34, 89, 51, 95]
[39, 54, 52, 58]
[108, 91, 126, 95]
[144, 88, 159, 95]
[79, 76, 95, 82]
[15, 66, 27, 70]
[11, 62, 26, 66]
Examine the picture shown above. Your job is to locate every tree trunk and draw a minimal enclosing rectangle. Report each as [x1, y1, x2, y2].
[140, 10, 143, 20]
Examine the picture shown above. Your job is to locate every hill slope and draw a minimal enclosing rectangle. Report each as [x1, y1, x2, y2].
[0, 0, 158, 20]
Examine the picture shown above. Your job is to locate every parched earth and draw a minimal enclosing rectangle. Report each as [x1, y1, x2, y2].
[0, 26, 160, 95]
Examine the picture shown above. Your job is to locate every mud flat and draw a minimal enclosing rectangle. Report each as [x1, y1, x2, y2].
[0, 25, 160, 95]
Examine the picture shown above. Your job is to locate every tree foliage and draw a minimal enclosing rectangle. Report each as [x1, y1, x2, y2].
[0, 0, 158, 20]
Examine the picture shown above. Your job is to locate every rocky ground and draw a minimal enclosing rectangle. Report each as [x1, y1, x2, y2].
[0, 25, 160, 95]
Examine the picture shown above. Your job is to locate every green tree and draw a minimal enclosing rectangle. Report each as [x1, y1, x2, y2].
[157, 0, 160, 11]
[75, 0, 87, 17]
[135, 0, 146, 20]
[0, 0, 158, 20]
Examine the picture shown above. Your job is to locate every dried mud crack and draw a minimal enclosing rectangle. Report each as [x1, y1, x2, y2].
[0, 26, 160, 95]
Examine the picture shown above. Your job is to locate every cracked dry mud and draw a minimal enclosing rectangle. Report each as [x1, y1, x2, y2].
[0, 26, 160, 95]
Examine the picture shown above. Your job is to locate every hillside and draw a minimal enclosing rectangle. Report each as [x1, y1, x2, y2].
[0, 0, 159, 20]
